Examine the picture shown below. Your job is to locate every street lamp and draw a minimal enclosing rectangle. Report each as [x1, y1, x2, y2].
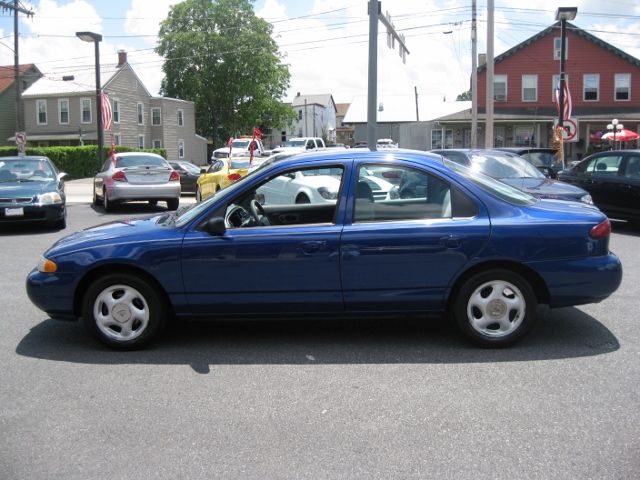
[607, 118, 623, 150]
[555, 7, 577, 133]
[76, 31, 103, 165]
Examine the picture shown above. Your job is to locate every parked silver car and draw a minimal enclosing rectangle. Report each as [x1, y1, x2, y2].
[93, 152, 181, 211]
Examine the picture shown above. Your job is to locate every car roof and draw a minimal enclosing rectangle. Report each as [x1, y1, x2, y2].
[494, 147, 557, 154]
[1, 155, 51, 161]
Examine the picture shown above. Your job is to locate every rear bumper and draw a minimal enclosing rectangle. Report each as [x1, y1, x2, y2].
[108, 182, 181, 201]
[532, 253, 623, 307]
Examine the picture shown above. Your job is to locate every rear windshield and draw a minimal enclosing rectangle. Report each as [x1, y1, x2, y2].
[116, 156, 167, 168]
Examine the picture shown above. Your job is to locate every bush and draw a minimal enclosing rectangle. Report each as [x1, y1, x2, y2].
[0, 146, 167, 179]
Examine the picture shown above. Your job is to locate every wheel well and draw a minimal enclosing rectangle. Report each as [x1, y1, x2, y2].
[295, 192, 309, 201]
[448, 260, 550, 309]
[73, 264, 174, 319]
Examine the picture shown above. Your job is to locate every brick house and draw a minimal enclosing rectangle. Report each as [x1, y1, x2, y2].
[20, 51, 207, 164]
[442, 21, 640, 160]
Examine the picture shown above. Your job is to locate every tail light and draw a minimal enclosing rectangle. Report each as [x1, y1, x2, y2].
[112, 170, 127, 182]
[227, 173, 241, 182]
[169, 170, 180, 181]
[589, 219, 611, 239]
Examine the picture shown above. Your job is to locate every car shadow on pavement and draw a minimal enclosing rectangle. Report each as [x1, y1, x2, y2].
[16, 306, 619, 373]
[611, 220, 640, 237]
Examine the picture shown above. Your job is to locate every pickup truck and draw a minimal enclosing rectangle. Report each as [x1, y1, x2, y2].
[211, 137, 265, 162]
[271, 137, 326, 154]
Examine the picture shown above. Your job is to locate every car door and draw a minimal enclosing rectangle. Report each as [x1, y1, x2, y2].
[340, 162, 490, 312]
[181, 162, 349, 316]
[611, 154, 640, 221]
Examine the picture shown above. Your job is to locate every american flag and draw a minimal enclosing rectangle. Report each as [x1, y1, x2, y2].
[554, 79, 572, 121]
[100, 92, 113, 131]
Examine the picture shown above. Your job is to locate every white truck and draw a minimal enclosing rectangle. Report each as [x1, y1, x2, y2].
[271, 137, 326, 154]
[211, 137, 265, 162]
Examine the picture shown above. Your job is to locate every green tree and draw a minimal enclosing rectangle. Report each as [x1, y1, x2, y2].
[156, 0, 296, 146]
[456, 90, 472, 101]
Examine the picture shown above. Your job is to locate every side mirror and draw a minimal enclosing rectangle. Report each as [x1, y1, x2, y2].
[58, 172, 69, 181]
[200, 168, 207, 174]
[203, 217, 226, 236]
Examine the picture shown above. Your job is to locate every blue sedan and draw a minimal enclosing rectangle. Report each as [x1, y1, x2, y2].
[26, 150, 622, 349]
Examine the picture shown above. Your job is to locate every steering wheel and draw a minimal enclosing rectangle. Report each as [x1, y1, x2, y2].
[249, 199, 267, 224]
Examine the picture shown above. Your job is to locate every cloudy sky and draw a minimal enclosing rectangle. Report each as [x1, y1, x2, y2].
[1, 0, 640, 104]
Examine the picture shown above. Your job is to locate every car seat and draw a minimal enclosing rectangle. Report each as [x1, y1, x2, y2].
[354, 180, 375, 221]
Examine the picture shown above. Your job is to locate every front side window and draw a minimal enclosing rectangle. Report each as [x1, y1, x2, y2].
[36, 99, 47, 125]
[585, 155, 621, 175]
[58, 99, 69, 124]
[354, 164, 454, 222]
[615, 73, 630, 101]
[583, 74, 599, 101]
[522, 74, 538, 102]
[81, 98, 92, 123]
[494, 75, 507, 101]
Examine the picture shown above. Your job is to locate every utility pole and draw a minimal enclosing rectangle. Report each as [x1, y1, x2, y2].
[485, 0, 494, 148]
[471, 0, 478, 148]
[0, 1, 34, 137]
[367, 2, 409, 151]
[414, 86, 419, 121]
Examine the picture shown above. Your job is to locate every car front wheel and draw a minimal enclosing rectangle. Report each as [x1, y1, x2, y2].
[453, 269, 537, 347]
[82, 273, 167, 350]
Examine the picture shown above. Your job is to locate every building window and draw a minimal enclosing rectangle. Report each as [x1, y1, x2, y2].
[151, 107, 161, 126]
[36, 99, 47, 125]
[281, 131, 287, 142]
[138, 135, 145, 148]
[153, 139, 162, 148]
[615, 73, 630, 101]
[58, 99, 69, 124]
[178, 139, 185, 159]
[431, 129, 453, 149]
[298, 110, 303, 120]
[114, 133, 121, 146]
[514, 125, 535, 147]
[113, 100, 120, 123]
[522, 74, 538, 102]
[177, 109, 184, 127]
[81, 97, 92, 123]
[494, 126, 505, 147]
[553, 37, 568, 60]
[137, 103, 144, 125]
[583, 74, 599, 101]
[494, 75, 507, 101]
[551, 74, 570, 101]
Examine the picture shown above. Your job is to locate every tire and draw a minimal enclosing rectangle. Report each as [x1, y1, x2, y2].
[167, 198, 179, 210]
[93, 184, 102, 206]
[195, 187, 202, 202]
[295, 193, 310, 204]
[82, 273, 167, 350]
[103, 188, 113, 212]
[149, 200, 158, 206]
[453, 269, 537, 348]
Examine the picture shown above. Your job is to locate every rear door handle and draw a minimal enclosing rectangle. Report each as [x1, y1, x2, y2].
[439, 235, 463, 248]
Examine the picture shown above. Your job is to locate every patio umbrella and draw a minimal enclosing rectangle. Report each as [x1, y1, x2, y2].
[601, 129, 640, 142]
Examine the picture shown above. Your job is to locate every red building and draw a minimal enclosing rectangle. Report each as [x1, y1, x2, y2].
[443, 21, 640, 160]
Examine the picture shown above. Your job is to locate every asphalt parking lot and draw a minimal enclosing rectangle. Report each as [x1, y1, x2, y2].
[1, 190, 639, 480]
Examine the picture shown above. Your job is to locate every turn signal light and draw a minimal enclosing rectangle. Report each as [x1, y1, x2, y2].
[589, 219, 611, 239]
[169, 170, 180, 181]
[37, 257, 58, 273]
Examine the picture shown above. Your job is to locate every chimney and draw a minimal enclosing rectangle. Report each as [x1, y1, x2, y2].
[296, 92, 301, 97]
[478, 53, 486, 66]
[117, 50, 128, 68]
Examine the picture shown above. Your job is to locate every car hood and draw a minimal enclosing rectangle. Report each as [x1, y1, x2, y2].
[272, 146, 305, 154]
[47, 215, 172, 255]
[0, 180, 60, 198]
[501, 177, 588, 199]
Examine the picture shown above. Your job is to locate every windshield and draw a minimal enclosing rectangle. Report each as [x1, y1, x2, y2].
[232, 140, 250, 149]
[284, 140, 306, 147]
[0, 158, 55, 182]
[116, 155, 167, 168]
[444, 159, 537, 206]
[229, 159, 252, 169]
[468, 152, 544, 179]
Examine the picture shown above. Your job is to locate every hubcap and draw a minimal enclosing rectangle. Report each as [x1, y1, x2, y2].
[466, 280, 526, 338]
[93, 284, 150, 341]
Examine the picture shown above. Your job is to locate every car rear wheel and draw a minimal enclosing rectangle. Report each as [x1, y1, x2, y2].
[453, 269, 537, 347]
[195, 187, 202, 202]
[92, 184, 102, 206]
[82, 273, 167, 350]
[103, 188, 113, 212]
[167, 198, 179, 210]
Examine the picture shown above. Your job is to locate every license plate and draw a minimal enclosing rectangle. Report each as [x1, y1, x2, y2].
[5, 207, 24, 217]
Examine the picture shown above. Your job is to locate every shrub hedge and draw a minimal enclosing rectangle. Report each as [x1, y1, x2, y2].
[0, 146, 167, 179]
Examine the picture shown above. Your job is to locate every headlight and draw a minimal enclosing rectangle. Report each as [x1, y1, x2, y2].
[37, 257, 58, 273]
[580, 194, 593, 205]
[317, 187, 337, 200]
[36, 192, 62, 205]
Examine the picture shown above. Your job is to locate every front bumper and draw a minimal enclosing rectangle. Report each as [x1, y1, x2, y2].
[0, 203, 65, 224]
[26, 268, 78, 321]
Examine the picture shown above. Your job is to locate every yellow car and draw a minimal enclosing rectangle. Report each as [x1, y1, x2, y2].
[196, 157, 252, 201]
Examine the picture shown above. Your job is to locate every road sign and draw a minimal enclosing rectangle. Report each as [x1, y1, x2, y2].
[554, 119, 579, 142]
[15, 131, 26, 155]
